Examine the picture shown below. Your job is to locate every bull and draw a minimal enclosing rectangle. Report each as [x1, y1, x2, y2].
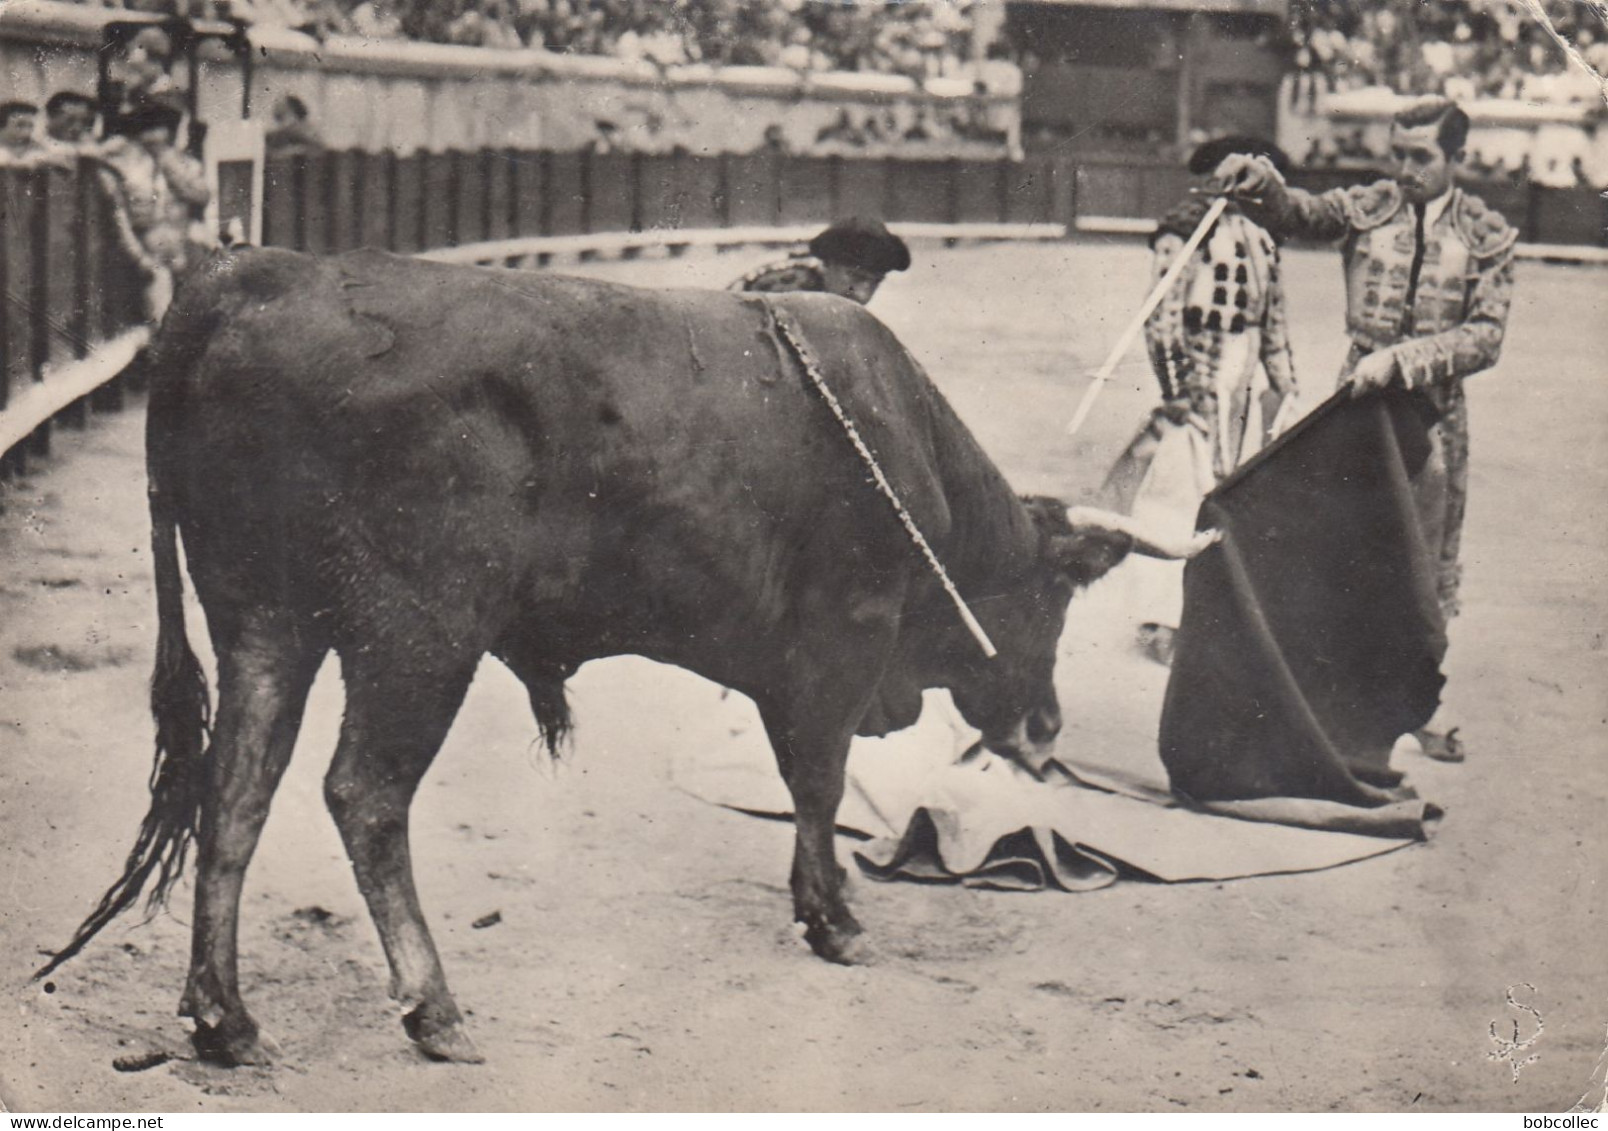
[38, 247, 1211, 1066]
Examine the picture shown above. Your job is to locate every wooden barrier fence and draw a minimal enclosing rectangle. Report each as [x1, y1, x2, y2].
[257, 150, 1080, 256]
[3, 148, 1605, 476]
[0, 160, 147, 481]
[252, 149, 1606, 258]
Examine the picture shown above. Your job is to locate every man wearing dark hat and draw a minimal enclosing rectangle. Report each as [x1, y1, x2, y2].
[1213, 97, 1517, 762]
[733, 217, 911, 305]
[1110, 135, 1300, 665]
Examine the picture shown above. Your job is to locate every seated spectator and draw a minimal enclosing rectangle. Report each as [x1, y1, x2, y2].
[587, 119, 620, 155]
[1532, 128, 1587, 188]
[760, 123, 790, 154]
[950, 82, 1007, 145]
[777, 24, 826, 72]
[0, 101, 45, 168]
[816, 109, 866, 147]
[98, 100, 213, 320]
[296, 0, 353, 39]
[862, 112, 892, 144]
[265, 93, 323, 157]
[616, 15, 690, 68]
[1443, 72, 1477, 103]
[447, 0, 525, 49]
[731, 217, 911, 305]
[1300, 136, 1339, 168]
[348, 0, 405, 39]
[226, 0, 322, 32]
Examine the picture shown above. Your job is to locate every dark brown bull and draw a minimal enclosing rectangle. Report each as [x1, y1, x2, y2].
[38, 247, 1210, 1065]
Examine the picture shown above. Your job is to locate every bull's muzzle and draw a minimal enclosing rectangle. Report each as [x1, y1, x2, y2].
[973, 704, 1063, 781]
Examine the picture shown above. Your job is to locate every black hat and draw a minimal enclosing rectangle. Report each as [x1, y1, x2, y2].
[1187, 135, 1292, 178]
[809, 218, 911, 275]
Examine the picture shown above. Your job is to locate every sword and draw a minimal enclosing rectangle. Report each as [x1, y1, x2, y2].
[1065, 194, 1229, 438]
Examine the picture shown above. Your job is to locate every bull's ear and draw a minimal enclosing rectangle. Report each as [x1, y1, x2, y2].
[1022, 495, 1136, 588]
[1048, 527, 1135, 588]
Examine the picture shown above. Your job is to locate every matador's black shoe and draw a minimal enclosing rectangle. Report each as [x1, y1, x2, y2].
[1414, 727, 1465, 763]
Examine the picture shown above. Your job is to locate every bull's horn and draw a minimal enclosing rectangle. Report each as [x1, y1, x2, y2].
[1065, 506, 1221, 560]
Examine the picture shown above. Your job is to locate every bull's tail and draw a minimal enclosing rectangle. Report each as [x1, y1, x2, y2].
[34, 375, 211, 981]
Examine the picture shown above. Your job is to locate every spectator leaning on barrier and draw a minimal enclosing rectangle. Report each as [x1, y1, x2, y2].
[348, 0, 406, 39]
[265, 94, 324, 158]
[44, 92, 100, 159]
[99, 99, 214, 321]
[0, 101, 46, 168]
[733, 217, 912, 305]
[1215, 95, 1516, 765]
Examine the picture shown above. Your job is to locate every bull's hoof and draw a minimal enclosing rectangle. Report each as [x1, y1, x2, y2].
[803, 917, 868, 966]
[413, 1024, 485, 1065]
[190, 1015, 275, 1067]
[404, 1006, 486, 1065]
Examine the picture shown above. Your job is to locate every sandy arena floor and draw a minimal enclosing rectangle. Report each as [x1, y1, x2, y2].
[0, 239, 1604, 1112]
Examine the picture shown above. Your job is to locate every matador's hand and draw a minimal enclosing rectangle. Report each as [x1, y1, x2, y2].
[1343, 350, 1401, 398]
[1159, 398, 1193, 425]
[1210, 154, 1288, 209]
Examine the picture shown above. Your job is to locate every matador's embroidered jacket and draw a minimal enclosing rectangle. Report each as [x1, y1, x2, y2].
[1144, 199, 1297, 478]
[1253, 178, 1517, 411]
[730, 255, 829, 295]
[1253, 177, 1517, 621]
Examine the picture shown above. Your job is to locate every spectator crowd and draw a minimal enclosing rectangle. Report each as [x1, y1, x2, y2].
[65, 0, 1608, 103]
[18, 0, 1603, 181]
[69, 0, 985, 84]
[1288, 0, 1608, 107]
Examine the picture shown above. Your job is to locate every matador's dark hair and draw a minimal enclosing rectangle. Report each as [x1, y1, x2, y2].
[1394, 97, 1470, 158]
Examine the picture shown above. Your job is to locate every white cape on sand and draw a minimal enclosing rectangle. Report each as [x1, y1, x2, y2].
[604, 562, 1441, 895]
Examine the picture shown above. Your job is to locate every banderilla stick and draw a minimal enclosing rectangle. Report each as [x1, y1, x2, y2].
[1189, 186, 1264, 206]
[1065, 194, 1228, 438]
[767, 303, 999, 659]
